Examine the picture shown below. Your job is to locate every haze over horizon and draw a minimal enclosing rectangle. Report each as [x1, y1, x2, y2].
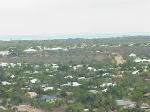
[0, 0, 150, 35]
[0, 32, 150, 41]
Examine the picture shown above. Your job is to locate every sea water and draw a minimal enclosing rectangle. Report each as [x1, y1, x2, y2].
[0, 32, 150, 41]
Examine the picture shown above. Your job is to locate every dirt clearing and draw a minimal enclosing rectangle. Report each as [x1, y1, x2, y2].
[113, 54, 126, 65]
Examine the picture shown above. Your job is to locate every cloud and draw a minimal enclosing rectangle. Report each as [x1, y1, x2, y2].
[0, 0, 149, 35]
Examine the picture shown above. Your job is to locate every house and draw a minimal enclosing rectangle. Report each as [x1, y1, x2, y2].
[46, 69, 49, 72]
[102, 73, 110, 76]
[116, 100, 136, 108]
[0, 63, 8, 67]
[134, 57, 143, 63]
[87, 67, 93, 71]
[141, 103, 150, 110]
[134, 58, 150, 63]
[100, 83, 116, 87]
[43, 87, 54, 91]
[129, 53, 136, 58]
[44, 47, 68, 51]
[1, 81, 11, 85]
[64, 75, 73, 79]
[17, 63, 22, 66]
[128, 43, 134, 46]
[50, 47, 63, 50]
[61, 82, 81, 87]
[144, 92, 150, 98]
[10, 63, 16, 68]
[61, 82, 71, 86]
[73, 65, 83, 70]
[0, 106, 7, 111]
[24, 48, 37, 53]
[72, 82, 81, 87]
[40, 95, 58, 102]
[10, 75, 15, 79]
[26, 92, 38, 98]
[52, 64, 59, 69]
[89, 90, 98, 94]
[102, 88, 108, 92]
[83, 109, 89, 112]
[78, 77, 87, 80]
[30, 79, 38, 83]
[132, 70, 139, 75]
[0, 51, 9, 56]
[33, 71, 39, 74]
[43, 47, 51, 51]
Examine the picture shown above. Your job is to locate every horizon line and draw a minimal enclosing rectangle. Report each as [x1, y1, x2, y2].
[0, 32, 150, 41]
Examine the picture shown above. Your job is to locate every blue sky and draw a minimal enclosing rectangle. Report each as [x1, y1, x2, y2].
[0, 0, 150, 35]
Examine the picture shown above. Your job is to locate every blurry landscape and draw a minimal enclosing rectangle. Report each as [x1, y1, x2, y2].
[0, 36, 150, 112]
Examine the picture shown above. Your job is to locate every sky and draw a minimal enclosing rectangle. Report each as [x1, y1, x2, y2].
[0, 0, 150, 35]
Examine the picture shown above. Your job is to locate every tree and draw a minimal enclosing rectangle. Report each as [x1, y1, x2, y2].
[68, 103, 84, 112]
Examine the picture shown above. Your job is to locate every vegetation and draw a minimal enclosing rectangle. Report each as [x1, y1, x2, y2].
[0, 37, 150, 112]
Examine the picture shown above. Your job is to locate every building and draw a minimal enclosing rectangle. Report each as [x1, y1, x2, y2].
[116, 100, 136, 108]
[40, 95, 58, 102]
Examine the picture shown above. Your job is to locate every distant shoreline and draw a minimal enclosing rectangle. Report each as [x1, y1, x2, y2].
[0, 33, 150, 41]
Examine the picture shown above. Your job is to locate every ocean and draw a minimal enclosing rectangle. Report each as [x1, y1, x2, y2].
[0, 32, 150, 41]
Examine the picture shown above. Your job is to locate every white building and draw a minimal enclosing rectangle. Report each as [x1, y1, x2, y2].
[43, 87, 54, 91]
[72, 82, 81, 87]
[132, 70, 139, 75]
[30, 79, 38, 83]
[27, 92, 38, 98]
[0, 63, 8, 67]
[0, 51, 9, 56]
[24, 48, 37, 53]
[129, 53, 136, 58]
[1, 81, 11, 85]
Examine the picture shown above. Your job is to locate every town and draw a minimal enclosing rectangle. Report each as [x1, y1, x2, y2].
[0, 36, 150, 112]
